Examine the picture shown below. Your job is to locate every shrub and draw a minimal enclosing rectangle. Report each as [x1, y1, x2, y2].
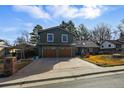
[84, 53, 90, 58]
[20, 59, 33, 63]
[0, 59, 4, 64]
[16, 59, 32, 70]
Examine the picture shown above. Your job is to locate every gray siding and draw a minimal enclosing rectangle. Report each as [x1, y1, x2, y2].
[38, 28, 74, 45]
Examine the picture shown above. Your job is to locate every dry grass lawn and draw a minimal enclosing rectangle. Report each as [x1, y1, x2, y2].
[83, 55, 124, 67]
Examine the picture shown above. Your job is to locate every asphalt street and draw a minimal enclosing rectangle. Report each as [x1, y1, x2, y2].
[31, 72, 124, 88]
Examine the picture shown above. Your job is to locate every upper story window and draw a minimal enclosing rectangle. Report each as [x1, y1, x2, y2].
[61, 34, 68, 43]
[47, 33, 54, 42]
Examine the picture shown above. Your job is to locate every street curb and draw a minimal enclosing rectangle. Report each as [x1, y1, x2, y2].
[0, 68, 124, 87]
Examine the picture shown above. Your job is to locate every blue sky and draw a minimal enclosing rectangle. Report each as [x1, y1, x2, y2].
[0, 5, 124, 43]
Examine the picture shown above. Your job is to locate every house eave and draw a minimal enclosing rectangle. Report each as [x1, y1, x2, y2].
[37, 43, 76, 46]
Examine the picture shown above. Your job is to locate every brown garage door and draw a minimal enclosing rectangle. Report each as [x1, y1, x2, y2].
[43, 48, 56, 57]
[59, 48, 71, 57]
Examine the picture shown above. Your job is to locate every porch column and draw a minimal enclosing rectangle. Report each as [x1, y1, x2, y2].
[71, 47, 73, 57]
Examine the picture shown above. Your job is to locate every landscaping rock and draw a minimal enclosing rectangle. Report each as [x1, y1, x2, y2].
[112, 54, 124, 58]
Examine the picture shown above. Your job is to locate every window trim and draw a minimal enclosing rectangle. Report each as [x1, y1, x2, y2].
[61, 34, 68, 43]
[47, 33, 54, 42]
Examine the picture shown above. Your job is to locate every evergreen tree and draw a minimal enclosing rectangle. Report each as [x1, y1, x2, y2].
[30, 25, 43, 45]
[60, 20, 79, 40]
[78, 24, 90, 40]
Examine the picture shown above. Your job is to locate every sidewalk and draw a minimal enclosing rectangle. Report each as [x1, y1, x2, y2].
[0, 58, 124, 87]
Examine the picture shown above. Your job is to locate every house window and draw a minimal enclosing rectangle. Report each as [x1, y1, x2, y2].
[102, 46, 104, 48]
[61, 34, 68, 43]
[108, 44, 111, 47]
[47, 33, 54, 42]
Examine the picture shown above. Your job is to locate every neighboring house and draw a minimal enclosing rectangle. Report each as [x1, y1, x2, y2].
[100, 32, 124, 53]
[8, 44, 36, 59]
[0, 39, 9, 57]
[75, 40, 99, 55]
[37, 26, 76, 58]
[100, 40, 122, 53]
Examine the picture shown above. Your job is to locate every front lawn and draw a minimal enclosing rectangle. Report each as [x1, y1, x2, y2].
[83, 55, 124, 67]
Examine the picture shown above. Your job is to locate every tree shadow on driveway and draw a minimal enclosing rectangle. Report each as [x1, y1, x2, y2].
[0, 58, 71, 83]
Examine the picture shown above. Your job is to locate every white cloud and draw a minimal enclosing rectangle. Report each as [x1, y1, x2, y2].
[47, 5, 107, 19]
[49, 6, 78, 18]
[13, 5, 50, 19]
[12, 5, 107, 20]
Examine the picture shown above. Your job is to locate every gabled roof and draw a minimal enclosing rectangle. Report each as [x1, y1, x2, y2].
[8, 43, 35, 49]
[0, 39, 4, 42]
[75, 40, 99, 48]
[0, 45, 9, 48]
[117, 39, 124, 43]
[38, 26, 75, 36]
[104, 40, 122, 45]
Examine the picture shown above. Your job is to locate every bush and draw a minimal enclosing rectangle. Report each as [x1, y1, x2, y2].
[84, 53, 90, 58]
[16, 62, 31, 70]
[20, 59, 33, 63]
[0, 59, 4, 64]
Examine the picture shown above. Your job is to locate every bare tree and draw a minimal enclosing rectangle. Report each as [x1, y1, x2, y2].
[21, 31, 29, 43]
[77, 24, 91, 41]
[118, 19, 124, 33]
[14, 31, 30, 59]
[4, 40, 11, 46]
[14, 36, 26, 45]
[90, 23, 112, 45]
[14, 36, 26, 59]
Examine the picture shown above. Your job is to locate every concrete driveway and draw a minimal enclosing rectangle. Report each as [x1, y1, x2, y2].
[0, 57, 101, 83]
[52, 57, 100, 70]
[12, 57, 100, 77]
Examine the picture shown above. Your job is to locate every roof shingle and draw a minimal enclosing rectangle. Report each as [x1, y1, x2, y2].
[75, 40, 99, 48]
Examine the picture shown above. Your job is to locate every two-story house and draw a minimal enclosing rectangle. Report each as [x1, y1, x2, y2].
[37, 26, 76, 58]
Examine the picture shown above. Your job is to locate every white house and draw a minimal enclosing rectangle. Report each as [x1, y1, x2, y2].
[100, 40, 123, 53]
[100, 32, 124, 53]
[100, 40, 117, 49]
[0, 39, 9, 57]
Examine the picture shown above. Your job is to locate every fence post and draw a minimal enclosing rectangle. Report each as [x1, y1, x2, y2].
[4, 57, 17, 76]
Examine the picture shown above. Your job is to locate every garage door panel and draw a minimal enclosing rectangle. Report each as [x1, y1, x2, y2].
[59, 48, 71, 57]
[43, 48, 56, 57]
[43, 47, 72, 58]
